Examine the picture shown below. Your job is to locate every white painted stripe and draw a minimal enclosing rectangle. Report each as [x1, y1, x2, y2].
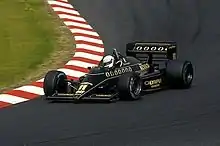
[58, 68, 86, 77]
[0, 94, 28, 104]
[52, 7, 80, 15]
[58, 14, 86, 23]
[66, 60, 97, 68]
[48, 1, 73, 9]
[74, 36, 103, 45]
[36, 78, 44, 82]
[76, 44, 104, 52]
[14, 85, 44, 95]
[70, 28, 99, 37]
[64, 21, 92, 29]
[74, 52, 103, 61]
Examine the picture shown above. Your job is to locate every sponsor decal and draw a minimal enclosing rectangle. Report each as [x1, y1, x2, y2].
[75, 84, 88, 94]
[139, 63, 150, 71]
[105, 66, 133, 77]
[133, 44, 168, 52]
[144, 78, 162, 86]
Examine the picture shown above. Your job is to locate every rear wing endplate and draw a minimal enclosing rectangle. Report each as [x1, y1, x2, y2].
[126, 42, 177, 62]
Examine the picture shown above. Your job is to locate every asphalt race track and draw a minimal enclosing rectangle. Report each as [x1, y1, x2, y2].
[1, 0, 220, 145]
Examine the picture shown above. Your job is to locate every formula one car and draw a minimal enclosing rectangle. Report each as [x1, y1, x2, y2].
[42, 42, 194, 102]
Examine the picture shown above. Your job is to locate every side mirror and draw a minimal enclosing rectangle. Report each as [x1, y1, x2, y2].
[87, 67, 92, 70]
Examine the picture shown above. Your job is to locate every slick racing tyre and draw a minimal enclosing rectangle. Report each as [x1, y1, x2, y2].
[166, 60, 194, 89]
[43, 70, 67, 97]
[118, 73, 142, 100]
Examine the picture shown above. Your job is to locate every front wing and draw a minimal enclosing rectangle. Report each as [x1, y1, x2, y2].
[44, 93, 119, 102]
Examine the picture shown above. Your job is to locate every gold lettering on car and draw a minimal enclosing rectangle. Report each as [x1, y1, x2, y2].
[144, 78, 162, 87]
[139, 63, 150, 71]
[105, 66, 133, 77]
[75, 84, 88, 94]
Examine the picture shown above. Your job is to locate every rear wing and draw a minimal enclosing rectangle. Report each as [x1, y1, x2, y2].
[126, 42, 177, 62]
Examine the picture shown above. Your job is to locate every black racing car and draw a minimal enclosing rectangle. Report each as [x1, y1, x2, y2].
[42, 42, 194, 102]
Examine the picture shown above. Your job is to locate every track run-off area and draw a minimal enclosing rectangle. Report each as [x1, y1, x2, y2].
[0, 0, 104, 108]
[1, 0, 220, 146]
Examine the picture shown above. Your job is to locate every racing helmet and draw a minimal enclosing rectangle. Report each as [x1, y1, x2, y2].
[102, 55, 115, 68]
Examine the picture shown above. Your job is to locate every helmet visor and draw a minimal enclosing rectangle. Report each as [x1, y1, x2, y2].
[104, 61, 112, 67]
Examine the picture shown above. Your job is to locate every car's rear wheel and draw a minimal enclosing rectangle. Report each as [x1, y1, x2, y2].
[43, 70, 67, 97]
[166, 60, 194, 88]
[117, 73, 142, 100]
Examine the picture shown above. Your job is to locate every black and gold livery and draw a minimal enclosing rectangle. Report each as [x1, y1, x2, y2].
[43, 42, 194, 102]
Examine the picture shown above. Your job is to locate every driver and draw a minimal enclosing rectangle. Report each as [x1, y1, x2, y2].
[102, 48, 127, 68]
[102, 55, 115, 68]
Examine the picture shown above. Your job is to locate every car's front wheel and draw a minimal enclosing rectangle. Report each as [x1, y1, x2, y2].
[117, 73, 142, 100]
[43, 70, 67, 97]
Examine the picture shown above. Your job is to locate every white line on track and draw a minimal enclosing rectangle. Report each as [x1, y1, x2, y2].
[74, 52, 103, 61]
[36, 78, 44, 82]
[70, 28, 99, 37]
[58, 14, 86, 23]
[14, 85, 44, 95]
[48, 1, 73, 9]
[0, 94, 29, 104]
[75, 44, 104, 52]
[57, 68, 87, 77]
[52, 7, 80, 15]
[66, 60, 97, 68]
[64, 21, 92, 29]
[74, 36, 103, 45]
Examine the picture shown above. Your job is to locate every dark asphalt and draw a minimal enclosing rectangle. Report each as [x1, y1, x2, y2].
[1, 0, 220, 145]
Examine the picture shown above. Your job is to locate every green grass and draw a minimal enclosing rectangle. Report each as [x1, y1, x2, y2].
[0, 0, 75, 91]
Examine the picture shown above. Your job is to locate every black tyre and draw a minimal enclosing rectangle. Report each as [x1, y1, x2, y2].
[166, 60, 194, 89]
[43, 70, 67, 97]
[117, 73, 142, 100]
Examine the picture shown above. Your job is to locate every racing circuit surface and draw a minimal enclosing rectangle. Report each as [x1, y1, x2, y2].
[1, 0, 220, 145]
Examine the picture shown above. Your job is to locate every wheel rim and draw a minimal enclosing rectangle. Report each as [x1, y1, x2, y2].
[183, 64, 193, 85]
[56, 74, 67, 93]
[129, 77, 142, 98]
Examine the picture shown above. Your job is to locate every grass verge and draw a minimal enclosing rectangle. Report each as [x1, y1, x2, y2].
[0, 0, 75, 93]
